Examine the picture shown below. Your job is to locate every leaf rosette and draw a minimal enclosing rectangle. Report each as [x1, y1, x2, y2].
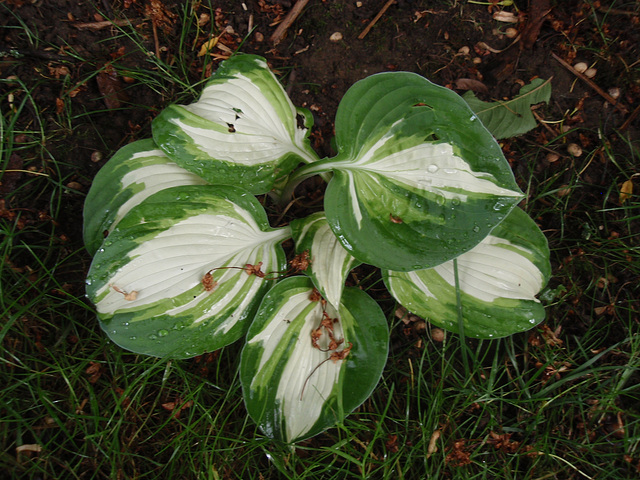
[82, 55, 553, 443]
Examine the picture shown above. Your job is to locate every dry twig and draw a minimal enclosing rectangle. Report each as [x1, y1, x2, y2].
[620, 104, 640, 132]
[551, 53, 628, 115]
[73, 19, 133, 30]
[270, 0, 311, 46]
[358, 0, 396, 40]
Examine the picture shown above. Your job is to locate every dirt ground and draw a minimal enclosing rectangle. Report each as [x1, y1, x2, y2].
[2, 0, 639, 326]
[0, 0, 638, 356]
[2, 1, 638, 227]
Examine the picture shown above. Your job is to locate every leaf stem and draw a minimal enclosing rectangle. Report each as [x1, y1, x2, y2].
[279, 159, 333, 205]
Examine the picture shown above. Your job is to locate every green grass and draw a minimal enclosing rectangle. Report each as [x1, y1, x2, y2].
[2, 1, 639, 479]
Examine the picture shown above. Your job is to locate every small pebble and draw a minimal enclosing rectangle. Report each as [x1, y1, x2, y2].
[505, 27, 518, 38]
[584, 68, 597, 78]
[567, 143, 582, 157]
[431, 328, 445, 342]
[546, 152, 560, 163]
[330, 32, 343, 42]
[573, 62, 588, 73]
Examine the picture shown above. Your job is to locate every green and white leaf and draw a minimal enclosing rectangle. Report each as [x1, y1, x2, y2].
[384, 207, 551, 338]
[291, 72, 523, 271]
[83, 139, 208, 255]
[152, 54, 319, 194]
[463, 78, 552, 139]
[241, 276, 388, 443]
[290, 212, 360, 308]
[86, 185, 289, 358]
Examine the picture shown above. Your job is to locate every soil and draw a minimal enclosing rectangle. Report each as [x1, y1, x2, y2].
[1, 0, 639, 343]
[2, 0, 640, 356]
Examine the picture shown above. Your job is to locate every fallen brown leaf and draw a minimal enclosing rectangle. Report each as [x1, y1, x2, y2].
[487, 431, 520, 453]
[454, 78, 489, 94]
[96, 67, 128, 109]
[493, 11, 518, 23]
[55, 97, 65, 114]
[145, 0, 177, 34]
[47, 63, 71, 79]
[162, 398, 194, 419]
[426, 429, 441, 458]
[16, 444, 43, 454]
[85, 361, 102, 383]
[385, 434, 399, 453]
[539, 324, 563, 347]
[520, 0, 551, 50]
[619, 178, 633, 205]
[445, 439, 472, 467]
[594, 304, 615, 316]
[198, 35, 220, 57]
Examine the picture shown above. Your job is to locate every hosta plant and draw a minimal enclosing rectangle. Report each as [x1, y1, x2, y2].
[84, 54, 551, 443]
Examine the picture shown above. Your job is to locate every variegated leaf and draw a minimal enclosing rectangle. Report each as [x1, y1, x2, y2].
[291, 72, 523, 271]
[384, 208, 551, 338]
[290, 212, 360, 308]
[83, 139, 207, 255]
[86, 185, 289, 358]
[240, 276, 388, 443]
[152, 54, 319, 194]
